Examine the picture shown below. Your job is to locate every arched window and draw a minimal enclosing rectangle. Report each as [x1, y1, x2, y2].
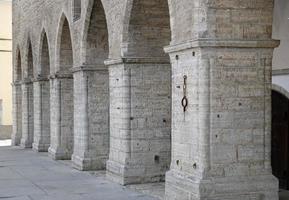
[73, 0, 81, 21]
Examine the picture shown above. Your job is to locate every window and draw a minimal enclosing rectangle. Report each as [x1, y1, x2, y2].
[73, 0, 81, 21]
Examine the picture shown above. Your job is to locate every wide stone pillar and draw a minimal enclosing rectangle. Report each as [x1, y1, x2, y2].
[48, 73, 74, 160]
[164, 39, 279, 200]
[71, 65, 109, 170]
[106, 58, 171, 185]
[11, 81, 22, 146]
[32, 78, 50, 152]
[20, 79, 34, 148]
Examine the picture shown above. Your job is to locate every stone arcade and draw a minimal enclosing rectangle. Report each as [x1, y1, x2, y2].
[12, 0, 281, 199]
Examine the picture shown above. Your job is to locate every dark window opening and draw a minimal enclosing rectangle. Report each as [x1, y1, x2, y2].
[73, 0, 81, 21]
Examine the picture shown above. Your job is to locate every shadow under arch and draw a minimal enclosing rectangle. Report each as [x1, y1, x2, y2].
[38, 28, 51, 77]
[106, 0, 172, 185]
[55, 13, 74, 74]
[71, 0, 110, 171]
[271, 83, 289, 190]
[11, 46, 23, 146]
[32, 28, 52, 152]
[48, 12, 74, 160]
[20, 36, 34, 148]
[14, 46, 22, 81]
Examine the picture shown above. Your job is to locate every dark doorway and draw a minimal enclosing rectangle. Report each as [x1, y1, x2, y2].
[272, 90, 289, 190]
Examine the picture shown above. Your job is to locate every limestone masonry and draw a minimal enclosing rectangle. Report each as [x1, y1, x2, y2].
[12, 0, 280, 199]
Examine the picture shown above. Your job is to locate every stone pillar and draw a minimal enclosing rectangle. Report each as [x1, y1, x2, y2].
[20, 79, 34, 148]
[32, 77, 50, 152]
[162, 1, 281, 199]
[163, 41, 281, 200]
[48, 73, 74, 160]
[106, 58, 171, 185]
[71, 65, 109, 170]
[11, 81, 22, 146]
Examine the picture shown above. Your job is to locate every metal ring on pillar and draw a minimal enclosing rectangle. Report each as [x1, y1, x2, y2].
[181, 96, 188, 112]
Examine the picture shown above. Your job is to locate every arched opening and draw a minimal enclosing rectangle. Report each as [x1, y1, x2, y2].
[27, 41, 34, 146]
[72, 0, 109, 170]
[15, 50, 22, 81]
[12, 49, 22, 145]
[33, 31, 51, 152]
[124, 0, 171, 59]
[27, 42, 34, 79]
[51, 16, 74, 159]
[107, 0, 172, 184]
[21, 40, 34, 148]
[272, 89, 289, 190]
[59, 19, 73, 74]
[84, 0, 108, 65]
[40, 32, 50, 77]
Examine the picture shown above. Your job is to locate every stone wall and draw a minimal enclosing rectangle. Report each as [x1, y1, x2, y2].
[12, 0, 280, 199]
[0, 125, 12, 140]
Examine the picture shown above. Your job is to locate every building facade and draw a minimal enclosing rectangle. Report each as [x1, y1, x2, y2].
[12, 0, 286, 199]
[0, 0, 12, 126]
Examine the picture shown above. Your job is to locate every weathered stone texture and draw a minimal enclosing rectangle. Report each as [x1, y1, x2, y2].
[12, 0, 280, 199]
[107, 61, 171, 184]
[72, 68, 109, 170]
[20, 82, 34, 148]
[33, 80, 50, 152]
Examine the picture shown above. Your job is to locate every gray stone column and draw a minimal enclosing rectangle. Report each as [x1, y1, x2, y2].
[11, 81, 22, 146]
[20, 79, 34, 148]
[164, 40, 279, 200]
[106, 58, 171, 185]
[48, 73, 74, 160]
[71, 65, 109, 170]
[32, 77, 50, 152]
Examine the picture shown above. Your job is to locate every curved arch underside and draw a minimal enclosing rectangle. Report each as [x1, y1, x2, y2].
[16, 50, 22, 81]
[59, 18, 73, 73]
[126, 0, 171, 58]
[40, 33, 50, 77]
[27, 41, 34, 78]
[85, 0, 108, 65]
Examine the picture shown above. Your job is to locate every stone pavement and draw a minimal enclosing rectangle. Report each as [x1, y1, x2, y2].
[1, 144, 288, 200]
[0, 146, 160, 200]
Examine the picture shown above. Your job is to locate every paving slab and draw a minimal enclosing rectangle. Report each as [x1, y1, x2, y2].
[0, 146, 157, 200]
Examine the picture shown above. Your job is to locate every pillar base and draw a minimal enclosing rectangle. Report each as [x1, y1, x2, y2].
[165, 169, 278, 200]
[20, 139, 32, 148]
[11, 136, 21, 146]
[48, 147, 71, 160]
[106, 160, 165, 185]
[32, 142, 49, 152]
[71, 154, 106, 171]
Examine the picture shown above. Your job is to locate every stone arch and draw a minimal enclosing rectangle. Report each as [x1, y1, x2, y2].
[72, 0, 110, 170]
[271, 83, 289, 190]
[55, 13, 74, 74]
[106, 0, 172, 184]
[26, 38, 34, 79]
[32, 28, 51, 152]
[15, 46, 22, 81]
[272, 83, 289, 100]
[49, 12, 74, 160]
[20, 36, 34, 148]
[11, 46, 23, 146]
[38, 29, 51, 77]
[121, 0, 171, 58]
[81, 0, 109, 65]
